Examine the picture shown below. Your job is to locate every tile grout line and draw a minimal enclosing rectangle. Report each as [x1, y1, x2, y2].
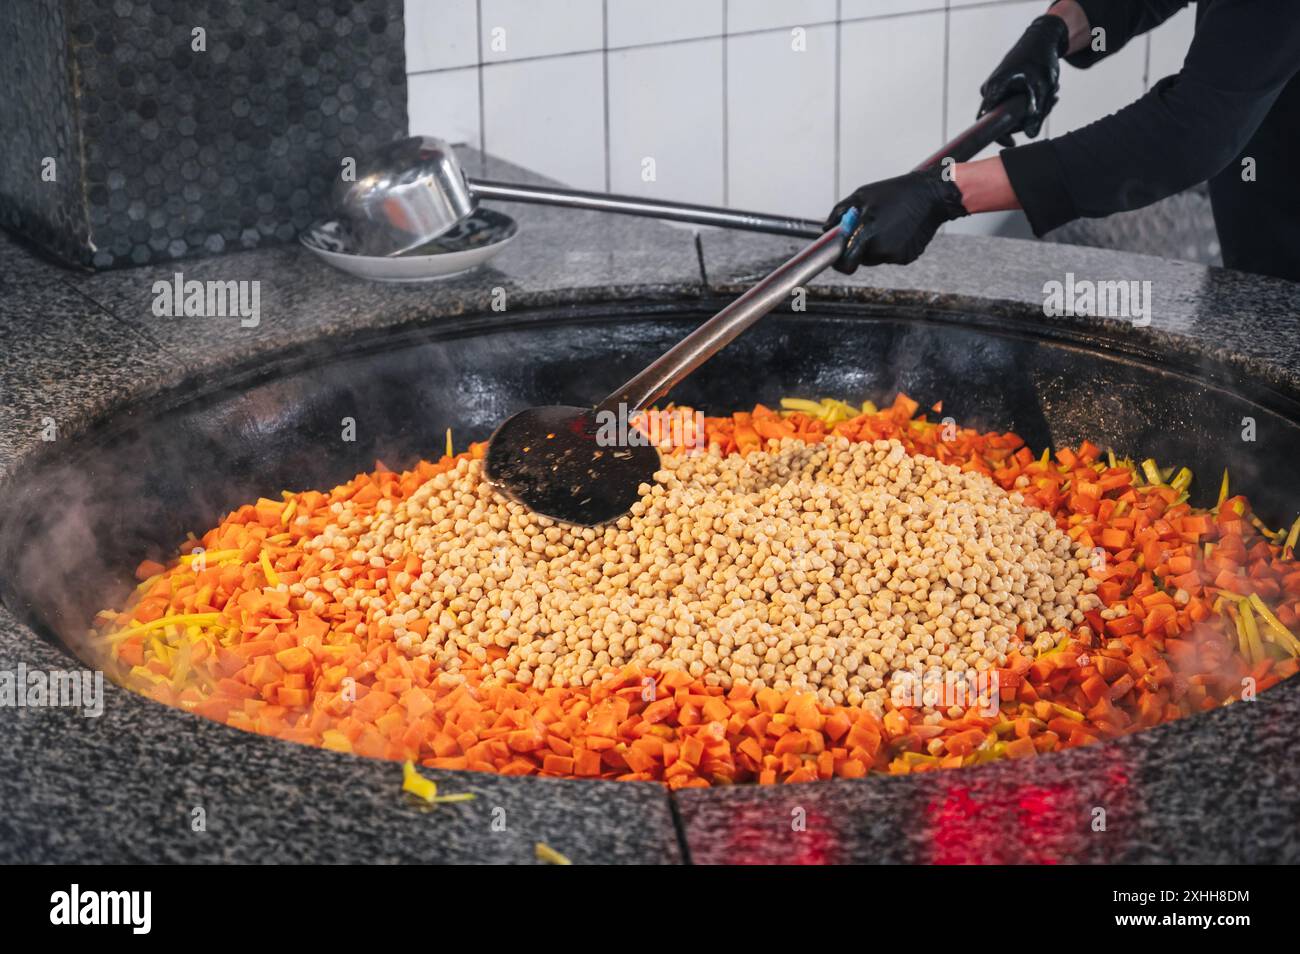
[475, 0, 486, 160]
[721, 1, 729, 207]
[833, 0, 842, 201]
[942, 0, 951, 145]
[602, 0, 611, 193]
[404, 7, 960, 78]
[936, 1, 952, 236]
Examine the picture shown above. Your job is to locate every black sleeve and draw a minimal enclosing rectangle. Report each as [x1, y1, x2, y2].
[1002, 0, 1300, 236]
[1067, 0, 1191, 67]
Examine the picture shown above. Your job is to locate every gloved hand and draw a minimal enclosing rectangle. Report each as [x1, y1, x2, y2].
[978, 14, 1070, 146]
[823, 166, 968, 273]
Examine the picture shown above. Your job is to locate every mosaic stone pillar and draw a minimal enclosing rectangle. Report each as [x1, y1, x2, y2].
[0, 0, 408, 269]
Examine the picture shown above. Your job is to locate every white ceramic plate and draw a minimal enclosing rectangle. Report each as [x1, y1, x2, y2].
[299, 208, 518, 282]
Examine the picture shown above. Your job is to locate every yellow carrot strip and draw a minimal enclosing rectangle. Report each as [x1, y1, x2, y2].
[401, 762, 474, 805]
[402, 760, 438, 802]
[322, 730, 352, 753]
[259, 550, 280, 587]
[171, 640, 192, 689]
[179, 548, 241, 565]
[108, 613, 222, 642]
[1223, 604, 1247, 659]
[1249, 515, 1278, 539]
[1246, 593, 1300, 657]
[1284, 516, 1300, 558]
[779, 398, 825, 417]
[1050, 702, 1085, 722]
[535, 842, 571, 865]
[446, 427, 454, 459]
[149, 634, 170, 663]
[128, 665, 166, 686]
[132, 573, 162, 597]
[1238, 599, 1264, 665]
[1217, 469, 1230, 507]
[902, 751, 940, 766]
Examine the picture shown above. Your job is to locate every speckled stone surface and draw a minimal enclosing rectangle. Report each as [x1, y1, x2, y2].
[1, 148, 1298, 863]
[699, 229, 1300, 398]
[42, 148, 705, 374]
[0, 277, 166, 479]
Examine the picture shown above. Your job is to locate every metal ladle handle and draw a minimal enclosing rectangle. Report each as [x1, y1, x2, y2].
[470, 179, 824, 239]
[469, 95, 1028, 242]
[594, 94, 1030, 414]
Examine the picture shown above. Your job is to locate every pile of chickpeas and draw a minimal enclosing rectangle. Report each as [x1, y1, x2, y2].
[305, 436, 1095, 713]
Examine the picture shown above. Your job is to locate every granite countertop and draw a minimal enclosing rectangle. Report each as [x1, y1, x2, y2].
[1, 148, 1297, 864]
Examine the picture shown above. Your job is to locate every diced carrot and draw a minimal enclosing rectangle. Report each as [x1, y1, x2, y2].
[1005, 737, 1036, 759]
[84, 396, 1300, 790]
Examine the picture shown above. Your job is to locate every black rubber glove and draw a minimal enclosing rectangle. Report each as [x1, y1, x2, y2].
[823, 167, 969, 273]
[978, 14, 1070, 146]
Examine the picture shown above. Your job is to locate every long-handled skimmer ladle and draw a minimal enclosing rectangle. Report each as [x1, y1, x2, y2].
[484, 97, 1029, 526]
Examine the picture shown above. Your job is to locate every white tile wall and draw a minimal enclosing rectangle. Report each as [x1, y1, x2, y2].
[946, 0, 1043, 152]
[943, 2, 1043, 236]
[482, 53, 606, 189]
[1148, 4, 1197, 83]
[1050, 32, 1148, 135]
[408, 67, 481, 146]
[726, 24, 837, 218]
[607, 0, 724, 48]
[839, 12, 946, 189]
[608, 40, 725, 205]
[841, 0, 945, 18]
[726, 0, 837, 34]
[480, 0, 604, 62]
[405, 0, 479, 72]
[402, 0, 1164, 229]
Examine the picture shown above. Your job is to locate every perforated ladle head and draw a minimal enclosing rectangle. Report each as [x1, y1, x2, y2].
[483, 405, 660, 526]
[484, 215, 856, 526]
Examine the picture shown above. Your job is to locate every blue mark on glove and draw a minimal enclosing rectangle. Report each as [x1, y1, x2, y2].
[838, 207, 859, 234]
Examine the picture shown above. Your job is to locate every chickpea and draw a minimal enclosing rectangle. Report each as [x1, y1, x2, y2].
[306, 435, 1090, 713]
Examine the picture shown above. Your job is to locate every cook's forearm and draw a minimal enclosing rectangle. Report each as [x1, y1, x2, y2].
[1046, 1, 1091, 56]
[1061, 0, 1193, 67]
[1004, 0, 1299, 236]
[952, 158, 1021, 214]
[947, 2, 1087, 215]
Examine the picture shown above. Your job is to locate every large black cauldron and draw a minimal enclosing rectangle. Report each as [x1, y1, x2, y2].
[3, 298, 1298, 660]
